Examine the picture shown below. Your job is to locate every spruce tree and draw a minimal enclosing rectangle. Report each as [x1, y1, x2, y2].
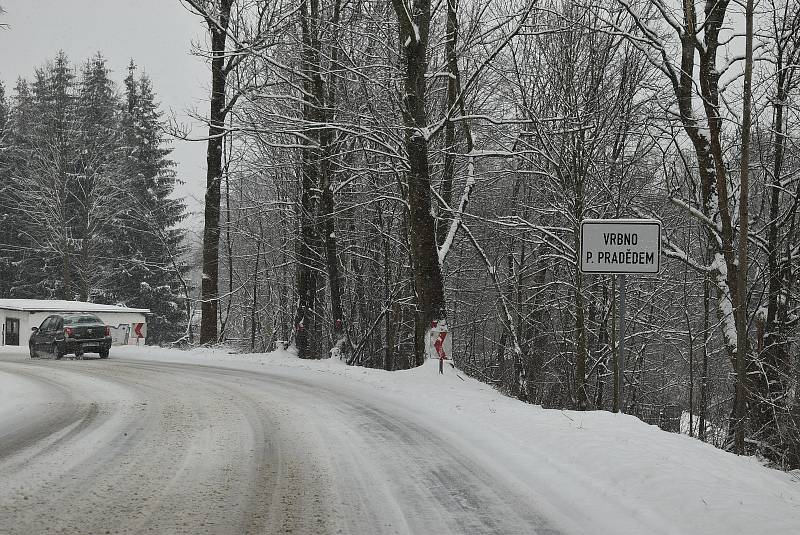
[2, 53, 188, 342]
[74, 53, 125, 301]
[12, 54, 80, 299]
[117, 61, 189, 343]
[0, 80, 7, 140]
[0, 79, 34, 297]
[0, 79, 14, 297]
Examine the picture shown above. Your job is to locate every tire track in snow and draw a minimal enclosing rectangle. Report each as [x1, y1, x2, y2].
[119, 359, 561, 535]
[0, 364, 93, 463]
[0, 352, 561, 534]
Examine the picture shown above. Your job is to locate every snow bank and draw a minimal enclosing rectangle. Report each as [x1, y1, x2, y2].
[113, 345, 800, 535]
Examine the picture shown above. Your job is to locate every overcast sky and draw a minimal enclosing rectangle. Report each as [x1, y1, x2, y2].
[0, 0, 210, 228]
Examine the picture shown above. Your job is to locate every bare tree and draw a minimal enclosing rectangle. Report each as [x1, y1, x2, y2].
[389, 0, 448, 365]
[182, 0, 235, 344]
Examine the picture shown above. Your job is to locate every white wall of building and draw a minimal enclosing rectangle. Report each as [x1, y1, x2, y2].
[2, 309, 147, 348]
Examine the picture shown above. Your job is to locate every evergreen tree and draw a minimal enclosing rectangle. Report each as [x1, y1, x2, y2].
[0, 80, 7, 135]
[73, 53, 125, 301]
[12, 53, 80, 299]
[117, 61, 189, 343]
[0, 79, 34, 297]
[1, 52, 188, 342]
[0, 79, 14, 297]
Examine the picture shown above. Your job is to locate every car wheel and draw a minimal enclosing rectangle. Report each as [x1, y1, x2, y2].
[99, 347, 109, 359]
[29, 344, 37, 359]
[53, 343, 64, 360]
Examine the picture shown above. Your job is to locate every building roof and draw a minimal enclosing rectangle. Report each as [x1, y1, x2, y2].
[0, 299, 149, 314]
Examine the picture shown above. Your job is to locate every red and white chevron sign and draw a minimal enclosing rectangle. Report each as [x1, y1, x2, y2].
[133, 323, 146, 339]
[434, 330, 448, 359]
[427, 320, 452, 360]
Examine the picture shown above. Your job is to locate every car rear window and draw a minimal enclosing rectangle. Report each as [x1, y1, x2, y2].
[63, 315, 102, 325]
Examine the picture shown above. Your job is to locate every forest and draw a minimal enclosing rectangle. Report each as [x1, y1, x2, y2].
[176, 0, 800, 467]
[2, 0, 799, 469]
[0, 53, 189, 343]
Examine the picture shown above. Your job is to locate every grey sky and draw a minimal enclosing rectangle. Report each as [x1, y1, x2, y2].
[0, 0, 210, 227]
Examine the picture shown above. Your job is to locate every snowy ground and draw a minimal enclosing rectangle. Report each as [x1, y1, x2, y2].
[1, 345, 799, 534]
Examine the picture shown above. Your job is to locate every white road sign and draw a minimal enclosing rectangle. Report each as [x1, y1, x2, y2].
[580, 219, 661, 274]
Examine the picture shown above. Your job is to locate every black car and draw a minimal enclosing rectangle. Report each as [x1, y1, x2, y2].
[29, 313, 112, 359]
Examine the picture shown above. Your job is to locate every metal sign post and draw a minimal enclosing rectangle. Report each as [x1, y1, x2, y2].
[618, 274, 626, 413]
[579, 219, 661, 413]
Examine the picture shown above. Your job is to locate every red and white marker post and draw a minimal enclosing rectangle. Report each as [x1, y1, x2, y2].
[427, 320, 452, 374]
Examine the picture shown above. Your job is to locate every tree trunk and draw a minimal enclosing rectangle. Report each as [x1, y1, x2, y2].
[573, 189, 588, 410]
[318, 0, 348, 356]
[251, 225, 261, 352]
[734, 0, 754, 454]
[756, 10, 795, 454]
[294, 143, 320, 358]
[437, 0, 460, 246]
[699, 271, 710, 442]
[390, 0, 447, 366]
[79, 238, 90, 301]
[294, 0, 324, 358]
[686, 286, 694, 437]
[380, 206, 394, 371]
[673, 0, 751, 444]
[62, 241, 71, 300]
[199, 0, 233, 345]
[219, 146, 234, 342]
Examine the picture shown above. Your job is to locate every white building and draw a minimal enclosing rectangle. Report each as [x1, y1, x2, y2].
[0, 299, 149, 348]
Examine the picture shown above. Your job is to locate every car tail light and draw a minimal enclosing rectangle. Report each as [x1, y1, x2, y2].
[104, 326, 110, 336]
[64, 327, 74, 338]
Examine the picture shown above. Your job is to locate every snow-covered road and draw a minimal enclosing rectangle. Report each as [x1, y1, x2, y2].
[2, 347, 799, 535]
[0, 350, 558, 534]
